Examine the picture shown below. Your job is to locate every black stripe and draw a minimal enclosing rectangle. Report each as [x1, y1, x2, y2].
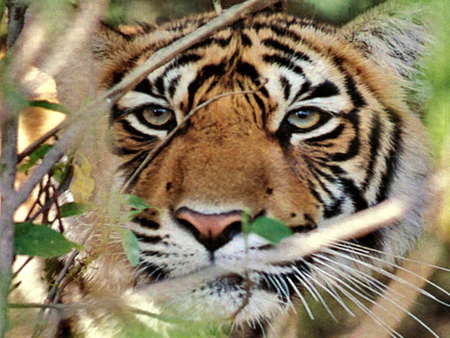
[329, 108, 360, 162]
[341, 177, 368, 212]
[168, 75, 181, 99]
[134, 78, 154, 94]
[263, 54, 304, 76]
[155, 53, 202, 86]
[292, 80, 311, 102]
[187, 63, 226, 111]
[304, 123, 344, 144]
[253, 23, 309, 48]
[189, 37, 231, 51]
[132, 219, 160, 231]
[261, 38, 311, 62]
[135, 235, 164, 244]
[279, 76, 290, 101]
[111, 146, 140, 156]
[343, 72, 366, 108]
[326, 164, 368, 212]
[111, 104, 125, 122]
[362, 113, 381, 192]
[235, 62, 269, 97]
[305, 177, 324, 205]
[240, 32, 252, 47]
[323, 200, 342, 218]
[235, 62, 261, 85]
[376, 110, 403, 203]
[301, 80, 340, 101]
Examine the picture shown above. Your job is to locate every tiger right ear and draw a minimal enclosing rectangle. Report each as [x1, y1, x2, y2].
[338, 3, 431, 82]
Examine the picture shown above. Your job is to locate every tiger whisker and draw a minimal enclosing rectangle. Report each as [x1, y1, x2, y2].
[338, 241, 450, 273]
[328, 243, 450, 306]
[285, 275, 314, 320]
[302, 261, 356, 318]
[312, 255, 402, 321]
[291, 265, 320, 302]
[314, 249, 442, 338]
[307, 261, 405, 338]
[294, 269, 340, 321]
[314, 252, 412, 307]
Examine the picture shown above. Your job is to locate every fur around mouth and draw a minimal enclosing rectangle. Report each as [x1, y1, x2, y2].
[205, 273, 246, 292]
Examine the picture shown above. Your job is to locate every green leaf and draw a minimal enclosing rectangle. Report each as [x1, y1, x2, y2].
[59, 202, 89, 218]
[124, 194, 151, 210]
[245, 217, 293, 245]
[15, 222, 80, 258]
[18, 144, 53, 173]
[28, 100, 71, 114]
[116, 228, 140, 267]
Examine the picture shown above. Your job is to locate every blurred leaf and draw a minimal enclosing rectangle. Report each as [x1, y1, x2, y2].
[70, 154, 95, 203]
[2, 78, 28, 114]
[28, 100, 71, 115]
[18, 144, 53, 174]
[124, 194, 159, 219]
[243, 216, 293, 244]
[116, 228, 140, 266]
[124, 194, 151, 210]
[15, 222, 81, 258]
[52, 160, 71, 184]
[59, 202, 89, 218]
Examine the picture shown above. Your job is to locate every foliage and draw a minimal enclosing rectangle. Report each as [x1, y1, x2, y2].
[14, 221, 81, 258]
[242, 211, 293, 245]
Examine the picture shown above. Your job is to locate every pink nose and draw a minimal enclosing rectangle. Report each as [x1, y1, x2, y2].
[176, 208, 242, 240]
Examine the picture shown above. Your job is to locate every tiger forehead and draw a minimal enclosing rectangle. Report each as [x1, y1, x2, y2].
[142, 19, 349, 109]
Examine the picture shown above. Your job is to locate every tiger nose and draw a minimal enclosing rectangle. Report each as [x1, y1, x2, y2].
[176, 208, 242, 252]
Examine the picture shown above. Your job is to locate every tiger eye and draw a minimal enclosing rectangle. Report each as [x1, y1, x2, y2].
[142, 106, 173, 127]
[287, 109, 322, 130]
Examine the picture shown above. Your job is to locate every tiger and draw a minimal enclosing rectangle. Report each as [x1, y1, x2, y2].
[29, 1, 436, 337]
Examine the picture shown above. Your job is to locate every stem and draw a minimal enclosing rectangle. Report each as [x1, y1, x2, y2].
[0, 111, 19, 337]
[5, 0, 28, 47]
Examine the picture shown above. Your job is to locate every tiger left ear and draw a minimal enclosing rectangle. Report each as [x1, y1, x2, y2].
[338, 3, 431, 82]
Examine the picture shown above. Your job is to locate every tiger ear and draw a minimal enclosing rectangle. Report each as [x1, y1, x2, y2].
[339, 3, 431, 81]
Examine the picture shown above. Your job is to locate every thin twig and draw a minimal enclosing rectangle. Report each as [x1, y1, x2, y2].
[213, 0, 223, 14]
[121, 79, 268, 193]
[17, 124, 62, 163]
[32, 225, 96, 337]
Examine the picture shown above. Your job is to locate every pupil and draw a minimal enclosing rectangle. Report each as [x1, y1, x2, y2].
[154, 109, 164, 117]
[296, 111, 309, 119]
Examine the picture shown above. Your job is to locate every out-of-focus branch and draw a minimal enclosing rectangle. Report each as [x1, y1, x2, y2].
[0, 101, 20, 338]
[5, 0, 29, 47]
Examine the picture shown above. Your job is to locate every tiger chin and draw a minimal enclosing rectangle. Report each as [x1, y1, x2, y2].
[57, 2, 432, 338]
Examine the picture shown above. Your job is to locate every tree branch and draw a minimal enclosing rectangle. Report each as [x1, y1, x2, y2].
[5, 0, 28, 48]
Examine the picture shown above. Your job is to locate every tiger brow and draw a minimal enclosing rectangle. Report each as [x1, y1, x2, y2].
[291, 80, 340, 104]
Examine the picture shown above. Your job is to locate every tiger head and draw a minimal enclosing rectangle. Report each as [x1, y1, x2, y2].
[72, 4, 431, 336]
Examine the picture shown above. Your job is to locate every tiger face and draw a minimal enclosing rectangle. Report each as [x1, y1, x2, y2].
[79, 4, 430, 336]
